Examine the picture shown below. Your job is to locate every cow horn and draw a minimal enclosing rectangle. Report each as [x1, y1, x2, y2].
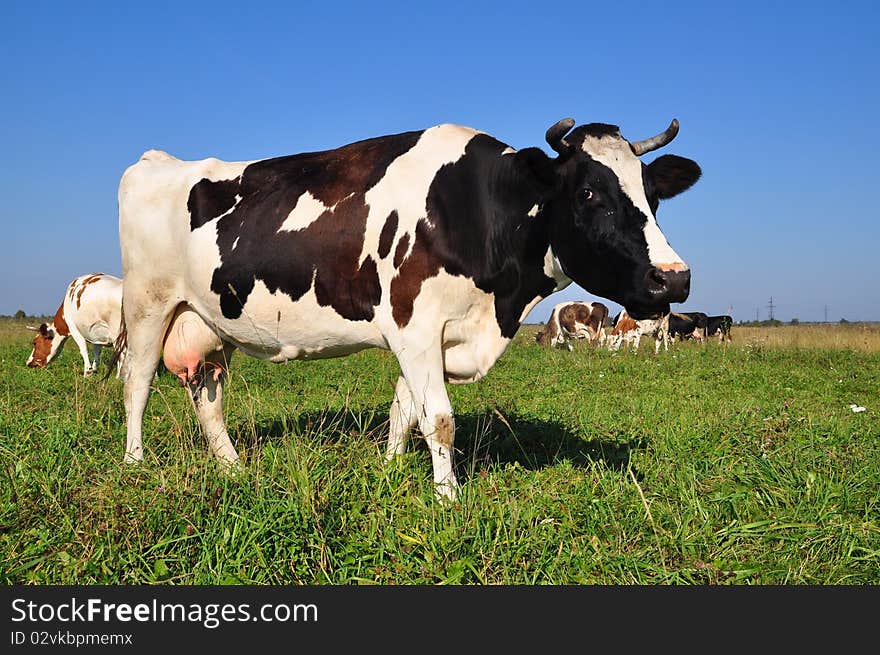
[546, 118, 576, 155]
[26, 325, 39, 331]
[629, 119, 680, 156]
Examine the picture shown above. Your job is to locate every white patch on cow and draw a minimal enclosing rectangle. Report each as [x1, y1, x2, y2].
[231, 236, 239, 250]
[189, 276, 386, 364]
[543, 247, 571, 292]
[395, 270, 510, 384]
[360, 124, 480, 268]
[519, 294, 545, 324]
[580, 134, 686, 269]
[277, 191, 330, 233]
[501, 146, 516, 155]
[527, 204, 540, 217]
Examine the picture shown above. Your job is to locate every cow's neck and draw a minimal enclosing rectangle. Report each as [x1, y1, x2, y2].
[476, 159, 569, 337]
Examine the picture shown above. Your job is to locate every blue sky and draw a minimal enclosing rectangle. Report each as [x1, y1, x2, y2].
[3, 1, 878, 322]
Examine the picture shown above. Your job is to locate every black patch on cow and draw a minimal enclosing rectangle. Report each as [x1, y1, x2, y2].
[669, 311, 709, 339]
[378, 210, 398, 259]
[189, 178, 240, 230]
[390, 134, 557, 337]
[706, 314, 733, 336]
[576, 123, 621, 139]
[545, 154, 654, 310]
[188, 130, 423, 320]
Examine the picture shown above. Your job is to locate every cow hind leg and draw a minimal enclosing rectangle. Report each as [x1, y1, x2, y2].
[394, 339, 459, 502]
[185, 347, 239, 466]
[90, 343, 103, 374]
[121, 303, 176, 463]
[387, 375, 416, 460]
[70, 331, 93, 376]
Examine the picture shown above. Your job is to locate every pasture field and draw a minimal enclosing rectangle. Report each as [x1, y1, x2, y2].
[1, 319, 878, 584]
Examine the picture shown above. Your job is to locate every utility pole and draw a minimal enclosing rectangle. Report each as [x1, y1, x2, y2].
[755, 307, 759, 322]
[824, 305, 829, 323]
[767, 297, 776, 321]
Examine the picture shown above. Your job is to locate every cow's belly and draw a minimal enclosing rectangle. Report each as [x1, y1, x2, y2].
[185, 278, 387, 362]
[83, 321, 115, 345]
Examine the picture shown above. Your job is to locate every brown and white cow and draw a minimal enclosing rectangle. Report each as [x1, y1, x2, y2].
[535, 301, 609, 350]
[607, 309, 671, 354]
[27, 273, 123, 376]
[113, 117, 701, 500]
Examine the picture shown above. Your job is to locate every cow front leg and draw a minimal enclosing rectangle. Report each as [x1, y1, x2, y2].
[387, 375, 416, 459]
[395, 344, 459, 502]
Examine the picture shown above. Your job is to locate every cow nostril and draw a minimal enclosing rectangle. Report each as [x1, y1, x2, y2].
[646, 268, 668, 293]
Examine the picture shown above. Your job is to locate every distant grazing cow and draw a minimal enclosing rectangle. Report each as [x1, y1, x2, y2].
[668, 311, 708, 343]
[535, 301, 609, 350]
[607, 309, 670, 354]
[113, 116, 700, 500]
[706, 315, 733, 342]
[27, 273, 122, 376]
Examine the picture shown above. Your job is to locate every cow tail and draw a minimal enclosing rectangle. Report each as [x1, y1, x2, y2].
[104, 309, 128, 381]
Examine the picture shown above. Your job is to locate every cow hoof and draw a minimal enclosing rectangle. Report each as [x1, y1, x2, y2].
[218, 457, 243, 477]
[434, 481, 459, 504]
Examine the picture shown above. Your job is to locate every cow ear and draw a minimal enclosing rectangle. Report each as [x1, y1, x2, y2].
[514, 147, 559, 194]
[38, 323, 50, 337]
[647, 154, 701, 200]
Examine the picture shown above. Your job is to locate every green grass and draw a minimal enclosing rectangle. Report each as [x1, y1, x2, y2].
[2, 320, 879, 584]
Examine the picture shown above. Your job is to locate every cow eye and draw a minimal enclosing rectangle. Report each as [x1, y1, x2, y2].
[580, 188, 594, 201]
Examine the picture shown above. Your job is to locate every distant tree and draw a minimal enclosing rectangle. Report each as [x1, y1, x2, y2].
[14, 309, 25, 320]
[839, 318, 850, 324]
[790, 318, 800, 325]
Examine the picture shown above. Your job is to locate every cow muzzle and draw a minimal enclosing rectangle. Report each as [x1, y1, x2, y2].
[624, 266, 690, 319]
[644, 266, 690, 305]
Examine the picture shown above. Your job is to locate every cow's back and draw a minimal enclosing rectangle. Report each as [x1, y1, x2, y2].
[117, 125, 506, 363]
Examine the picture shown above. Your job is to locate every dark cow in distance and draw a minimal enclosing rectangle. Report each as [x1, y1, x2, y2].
[114, 116, 701, 501]
[535, 301, 609, 349]
[706, 315, 733, 342]
[668, 311, 708, 343]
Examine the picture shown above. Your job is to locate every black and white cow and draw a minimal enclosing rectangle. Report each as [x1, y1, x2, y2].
[668, 311, 708, 343]
[706, 315, 733, 342]
[113, 117, 701, 500]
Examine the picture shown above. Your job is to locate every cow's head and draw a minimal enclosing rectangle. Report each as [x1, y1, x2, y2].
[26, 323, 67, 368]
[521, 117, 701, 319]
